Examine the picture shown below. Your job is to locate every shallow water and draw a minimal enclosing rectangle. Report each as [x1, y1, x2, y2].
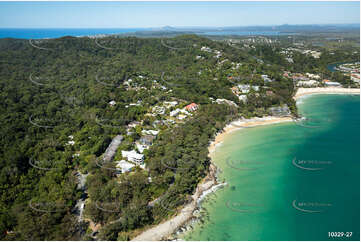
[182, 94, 360, 241]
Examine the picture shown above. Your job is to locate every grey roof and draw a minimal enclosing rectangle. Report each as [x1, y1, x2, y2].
[103, 135, 123, 162]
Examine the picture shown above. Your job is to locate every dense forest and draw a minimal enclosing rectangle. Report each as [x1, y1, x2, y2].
[0, 34, 357, 240]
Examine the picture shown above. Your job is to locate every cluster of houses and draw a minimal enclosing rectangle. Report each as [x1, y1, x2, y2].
[112, 102, 199, 174]
[231, 84, 260, 103]
[169, 102, 198, 120]
[335, 62, 360, 84]
[281, 47, 322, 60]
[283, 71, 343, 87]
[229, 37, 277, 45]
[201, 46, 222, 59]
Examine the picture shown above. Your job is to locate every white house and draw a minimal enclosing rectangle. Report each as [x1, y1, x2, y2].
[170, 108, 181, 117]
[238, 84, 251, 93]
[163, 101, 178, 108]
[142, 130, 159, 136]
[136, 143, 149, 153]
[297, 80, 319, 87]
[109, 100, 116, 106]
[306, 73, 321, 79]
[121, 150, 144, 165]
[67, 140, 75, 146]
[152, 106, 166, 115]
[238, 95, 247, 102]
[116, 160, 135, 173]
[178, 114, 187, 120]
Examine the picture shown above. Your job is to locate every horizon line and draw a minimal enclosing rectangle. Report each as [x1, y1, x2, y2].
[0, 23, 360, 29]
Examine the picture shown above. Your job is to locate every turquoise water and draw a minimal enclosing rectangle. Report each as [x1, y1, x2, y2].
[183, 94, 360, 241]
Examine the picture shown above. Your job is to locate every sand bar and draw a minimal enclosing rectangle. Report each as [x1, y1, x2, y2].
[294, 87, 360, 99]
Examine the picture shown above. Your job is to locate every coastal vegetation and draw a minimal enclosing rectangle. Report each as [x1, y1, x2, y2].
[0, 34, 359, 240]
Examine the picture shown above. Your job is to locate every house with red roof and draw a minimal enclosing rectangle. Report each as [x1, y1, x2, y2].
[185, 103, 199, 112]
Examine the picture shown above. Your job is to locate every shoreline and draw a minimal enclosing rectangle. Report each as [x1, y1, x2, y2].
[208, 116, 294, 154]
[294, 87, 360, 99]
[131, 87, 360, 241]
[132, 163, 219, 241]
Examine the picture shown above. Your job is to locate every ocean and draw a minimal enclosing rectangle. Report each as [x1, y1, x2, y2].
[182, 94, 360, 241]
[0, 28, 296, 39]
[0, 28, 144, 39]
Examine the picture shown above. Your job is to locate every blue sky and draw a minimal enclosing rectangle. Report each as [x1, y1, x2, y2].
[0, 1, 359, 28]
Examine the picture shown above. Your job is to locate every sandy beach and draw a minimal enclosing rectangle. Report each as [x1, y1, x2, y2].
[208, 116, 294, 154]
[131, 87, 360, 241]
[294, 87, 360, 99]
